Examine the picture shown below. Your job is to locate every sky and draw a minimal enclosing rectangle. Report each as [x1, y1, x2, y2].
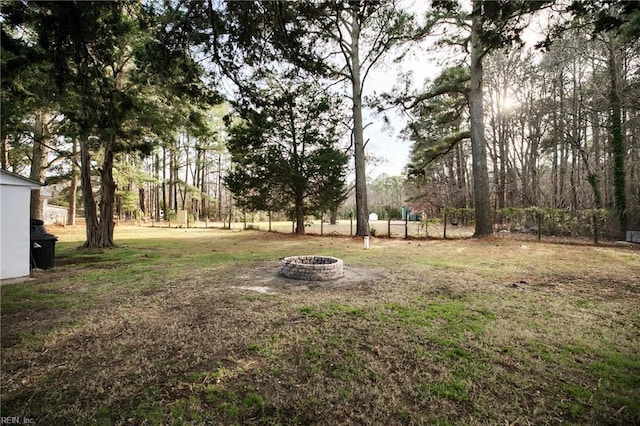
[363, 59, 439, 180]
[358, 0, 446, 180]
[361, 42, 445, 180]
[216, 0, 552, 181]
[214, 1, 438, 181]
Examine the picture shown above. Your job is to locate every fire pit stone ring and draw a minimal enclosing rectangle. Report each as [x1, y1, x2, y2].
[279, 255, 344, 281]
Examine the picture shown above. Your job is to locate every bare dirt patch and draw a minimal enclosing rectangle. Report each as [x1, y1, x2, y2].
[234, 263, 385, 293]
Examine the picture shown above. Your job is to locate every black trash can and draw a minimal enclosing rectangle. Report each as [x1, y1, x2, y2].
[30, 219, 58, 270]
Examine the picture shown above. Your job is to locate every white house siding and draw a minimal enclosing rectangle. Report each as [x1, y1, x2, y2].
[0, 170, 42, 280]
[43, 201, 68, 226]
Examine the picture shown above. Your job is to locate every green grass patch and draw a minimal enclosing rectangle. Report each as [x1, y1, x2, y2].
[299, 303, 366, 319]
[0, 283, 78, 314]
[421, 378, 469, 402]
[380, 298, 495, 338]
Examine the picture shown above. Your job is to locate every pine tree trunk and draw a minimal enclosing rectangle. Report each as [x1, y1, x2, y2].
[295, 193, 305, 235]
[468, 1, 493, 236]
[350, 12, 370, 237]
[551, 73, 561, 208]
[570, 153, 578, 210]
[162, 146, 167, 220]
[139, 188, 146, 216]
[498, 126, 507, 210]
[80, 136, 116, 248]
[447, 154, 455, 206]
[97, 140, 116, 247]
[558, 82, 568, 208]
[507, 153, 518, 208]
[1, 132, 8, 170]
[155, 152, 161, 220]
[330, 208, 338, 225]
[30, 110, 50, 219]
[592, 99, 602, 208]
[527, 115, 540, 206]
[80, 134, 100, 246]
[199, 148, 206, 220]
[169, 146, 175, 212]
[217, 152, 223, 221]
[68, 137, 78, 225]
[455, 144, 468, 209]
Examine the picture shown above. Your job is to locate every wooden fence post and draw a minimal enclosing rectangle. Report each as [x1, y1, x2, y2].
[537, 213, 542, 241]
[405, 215, 408, 239]
[443, 212, 448, 239]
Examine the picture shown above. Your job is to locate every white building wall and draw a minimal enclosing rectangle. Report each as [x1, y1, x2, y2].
[44, 201, 68, 226]
[0, 184, 32, 280]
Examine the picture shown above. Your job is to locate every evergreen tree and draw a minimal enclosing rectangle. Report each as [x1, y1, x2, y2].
[188, 0, 421, 236]
[225, 74, 348, 235]
[13, 1, 214, 247]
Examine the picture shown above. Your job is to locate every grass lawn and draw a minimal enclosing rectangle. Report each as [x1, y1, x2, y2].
[1, 224, 639, 425]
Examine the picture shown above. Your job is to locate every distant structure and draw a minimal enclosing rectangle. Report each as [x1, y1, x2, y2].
[43, 199, 68, 226]
[401, 206, 421, 222]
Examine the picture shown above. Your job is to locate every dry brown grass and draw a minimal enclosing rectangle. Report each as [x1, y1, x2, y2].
[1, 224, 639, 425]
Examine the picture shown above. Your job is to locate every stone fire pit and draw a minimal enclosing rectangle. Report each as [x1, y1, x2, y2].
[279, 255, 344, 281]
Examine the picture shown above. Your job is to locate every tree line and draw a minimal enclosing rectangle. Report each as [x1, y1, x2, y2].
[403, 1, 639, 238]
[1, 1, 638, 247]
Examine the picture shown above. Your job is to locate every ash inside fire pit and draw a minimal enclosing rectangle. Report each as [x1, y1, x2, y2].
[280, 255, 344, 281]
